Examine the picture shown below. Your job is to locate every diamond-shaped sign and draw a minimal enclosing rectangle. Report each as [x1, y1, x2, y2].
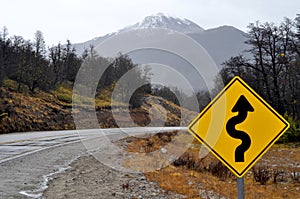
[188, 76, 290, 177]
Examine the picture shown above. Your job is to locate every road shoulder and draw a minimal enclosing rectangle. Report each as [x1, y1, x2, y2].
[43, 155, 185, 199]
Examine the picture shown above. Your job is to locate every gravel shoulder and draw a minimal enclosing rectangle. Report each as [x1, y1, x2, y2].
[43, 155, 185, 199]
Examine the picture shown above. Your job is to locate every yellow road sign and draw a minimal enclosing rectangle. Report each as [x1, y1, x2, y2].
[188, 76, 290, 177]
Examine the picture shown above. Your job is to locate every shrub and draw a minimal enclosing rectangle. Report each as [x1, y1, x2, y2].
[207, 161, 233, 180]
[53, 85, 73, 104]
[57, 93, 72, 103]
[252, 166, 271, 185]
[273, 169, 286, 183]
[2, 79, 18, 91]
[0, 112, 8, 121]
[278, 116, 300, 143]
[173, 152, 198, 170]
[290, 169, 300, 183]
[144, 139, 154, 153]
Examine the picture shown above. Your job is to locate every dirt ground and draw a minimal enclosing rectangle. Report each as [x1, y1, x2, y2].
[43, 155, 185, 199]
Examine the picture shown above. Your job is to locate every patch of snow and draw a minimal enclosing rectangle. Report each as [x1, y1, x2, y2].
[118, 13, 204, 34]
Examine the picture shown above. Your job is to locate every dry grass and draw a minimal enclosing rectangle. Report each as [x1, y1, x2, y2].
[1, 80, 194, 133]
[145, 166, 200, 198]
[0, 86, 74, 133]
[124, 131, 177, 153]
[121, 132, 300, 199]
[116, 131, 193, 172]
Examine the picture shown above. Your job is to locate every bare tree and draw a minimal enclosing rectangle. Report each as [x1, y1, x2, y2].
[0, 26, 12, 86]
[26, 30, 46, 92]
[222, 18, 299, 116]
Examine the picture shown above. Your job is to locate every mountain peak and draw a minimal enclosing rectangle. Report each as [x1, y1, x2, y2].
[119, 13, 204, 34]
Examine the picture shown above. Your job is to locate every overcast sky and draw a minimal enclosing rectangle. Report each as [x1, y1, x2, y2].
[0, 0, 299, 45]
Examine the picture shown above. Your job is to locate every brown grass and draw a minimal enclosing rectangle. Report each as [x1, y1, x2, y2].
[1, 80, 194, 133]
[121, 132, 300, 199]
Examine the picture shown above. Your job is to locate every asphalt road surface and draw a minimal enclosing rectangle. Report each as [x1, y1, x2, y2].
[0, 127, 186, 198]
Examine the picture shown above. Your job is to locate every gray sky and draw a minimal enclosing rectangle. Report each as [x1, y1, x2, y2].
[0, 0, 299, 45]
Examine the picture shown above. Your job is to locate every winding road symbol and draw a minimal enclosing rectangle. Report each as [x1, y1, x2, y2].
[226, 95, 254, 162]
[188, 76, 290, 177]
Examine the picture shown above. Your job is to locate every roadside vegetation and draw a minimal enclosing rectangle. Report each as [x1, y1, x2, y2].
[119, 131, 300, 198]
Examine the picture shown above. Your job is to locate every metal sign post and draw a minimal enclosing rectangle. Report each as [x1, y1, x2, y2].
[237, 177, 244, 199]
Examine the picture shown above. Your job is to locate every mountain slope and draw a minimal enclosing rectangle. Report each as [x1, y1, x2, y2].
[72, 14, 249, 91]
[73, 13, 248, 67]
[188, 25, 249, 66]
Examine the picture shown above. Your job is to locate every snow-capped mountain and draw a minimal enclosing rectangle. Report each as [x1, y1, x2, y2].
[72, 14, 249, 89]
[72, 13, 249, 91]
[73, 13, 248, 66]
[72, 13, 206, 56]
[119, 13, 204, 34]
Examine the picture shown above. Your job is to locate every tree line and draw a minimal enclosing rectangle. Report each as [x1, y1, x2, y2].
[0, 28, 148, 91]
[221, 15, 300, 119]
[0, 27, 152, 108]
[0, 27, 83, 92]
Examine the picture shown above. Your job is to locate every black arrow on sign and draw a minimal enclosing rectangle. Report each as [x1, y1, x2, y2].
[226, 95, 254, 162]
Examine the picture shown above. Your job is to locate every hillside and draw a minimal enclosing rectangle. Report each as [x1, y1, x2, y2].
[0, 80, 196, 134]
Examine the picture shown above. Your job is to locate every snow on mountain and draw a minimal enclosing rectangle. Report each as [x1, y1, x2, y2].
[72, 13, 248, 68]
[71, 13, 250, 91]
[72, 13, 206, 55]
[119, 13, 204, 34]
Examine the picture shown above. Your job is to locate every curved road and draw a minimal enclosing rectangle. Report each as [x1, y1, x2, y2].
[0, 127, 186, 198]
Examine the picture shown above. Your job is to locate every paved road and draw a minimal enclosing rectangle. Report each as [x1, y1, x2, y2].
[0, 127, 186, 198]
[0, 127, 186, 164]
